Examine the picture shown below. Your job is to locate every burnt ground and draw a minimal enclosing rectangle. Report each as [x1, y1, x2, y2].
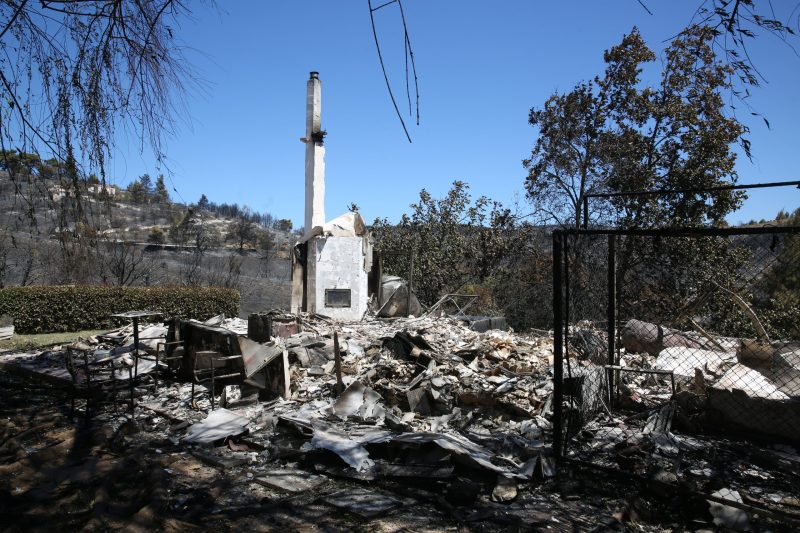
[0, 369, 790, 533]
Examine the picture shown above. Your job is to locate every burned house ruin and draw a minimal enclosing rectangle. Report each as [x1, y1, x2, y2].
[290, 72, 376, 321]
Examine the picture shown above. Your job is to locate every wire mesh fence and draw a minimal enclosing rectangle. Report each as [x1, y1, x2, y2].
[553, 225, 800, 522]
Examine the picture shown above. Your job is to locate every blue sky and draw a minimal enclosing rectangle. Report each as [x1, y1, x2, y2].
[109, 1, 800, 227]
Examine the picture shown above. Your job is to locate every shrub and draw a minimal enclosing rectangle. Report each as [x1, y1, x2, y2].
[147, 227, 166, 244]
[0, 285, 240, 334]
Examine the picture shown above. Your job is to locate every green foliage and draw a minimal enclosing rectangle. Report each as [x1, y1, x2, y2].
[0, 150, 42, 175]
[762, 301, 800, 340]
[147, 227, 166, 244]
[373, 181, 474, 306]
[126, 174, 155, 204]
[755, 210, 800, 338]
[197, 194, 210, 211]
[763, 212, 800, 307]
[372, 181, 528, 313]
[126, 181, 146, 204]
[226, 207, 258, 251]
[275, 219, 293, 232]
[154, 174, 170, 203]
[617, 235, 752, 328]
[525, 26, 745, 229]
[525, 26, 759, 338]
[0, 285, 239, 334]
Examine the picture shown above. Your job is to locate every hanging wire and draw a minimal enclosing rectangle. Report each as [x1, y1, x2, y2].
[368, 0, 420, 142]
[397, 0, 420, 126]
[165, 172, 186, 204]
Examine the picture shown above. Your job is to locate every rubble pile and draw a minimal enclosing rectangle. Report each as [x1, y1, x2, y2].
[0, 322, 169, 385]
[264, 316, 558, 489]
[2, 313, 800, 528]
[0, 313, 559, 507]
[564, 319, 800, 522]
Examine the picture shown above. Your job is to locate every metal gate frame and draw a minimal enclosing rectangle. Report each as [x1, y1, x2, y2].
[552, 223, 800, 458]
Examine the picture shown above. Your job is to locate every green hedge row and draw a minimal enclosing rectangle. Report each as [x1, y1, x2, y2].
[0, 285, 240, 334]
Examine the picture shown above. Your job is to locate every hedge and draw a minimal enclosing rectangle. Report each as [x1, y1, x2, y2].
[0, 285, 240, 334]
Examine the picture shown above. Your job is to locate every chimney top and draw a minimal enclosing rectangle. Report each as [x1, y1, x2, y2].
[309, 71, 319, 80]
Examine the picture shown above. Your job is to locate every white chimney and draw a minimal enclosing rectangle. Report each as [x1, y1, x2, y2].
[304, 71, 325, 231]
[291, 71, 374, 320]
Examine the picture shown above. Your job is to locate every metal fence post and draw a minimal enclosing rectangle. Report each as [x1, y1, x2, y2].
[552, 231, 564, 462]
[583, 197, 589, 229]
[607, 234, 616, 407]
[408, 253, 414, 316]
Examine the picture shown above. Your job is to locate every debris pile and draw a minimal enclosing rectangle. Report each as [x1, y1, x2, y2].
[0, 313, 559, 505]
[223, 314, 558, 497]
[2, 312, 799, 528]
[564, 319, 800, 524]
[612, 319, 800, 437]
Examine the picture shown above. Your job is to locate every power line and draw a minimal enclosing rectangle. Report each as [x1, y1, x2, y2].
[368, 0, 420, 142]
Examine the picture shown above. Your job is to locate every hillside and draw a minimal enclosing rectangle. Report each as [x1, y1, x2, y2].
[0, 169, 294, 317]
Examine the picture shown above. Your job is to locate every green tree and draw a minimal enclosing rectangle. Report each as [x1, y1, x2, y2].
[524, 26, 744, 229]
[126, 181, 145, 205]
[154, 175, 170, 203]
[138, 174, 153, 196]
[275, 219, 293, 232]
[525, 26, 758, 336]
[372, 181, 522, 309]
[126, 174, 155, 204]
[0, 150, 40, 175]
[523, 81, 607, 229]
[197, 194, 210, 211]
[147, 227, 167, 245]
[227, 208, 258, 252]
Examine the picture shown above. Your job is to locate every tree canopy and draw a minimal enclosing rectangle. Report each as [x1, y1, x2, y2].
[372, 181, 525, 308]
[524, 26, 745, 229]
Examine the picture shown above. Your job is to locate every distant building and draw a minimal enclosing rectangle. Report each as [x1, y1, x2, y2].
[50, 183, 118, 200]
[88, 184, 117, 196]
[49, 185, 72, 200]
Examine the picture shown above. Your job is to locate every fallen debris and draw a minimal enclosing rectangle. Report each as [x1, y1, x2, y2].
[322, 487, 402, 518]
[714, 363, 788, 400]
[621, 319, 703, 357]
[183, 408, 250, 444]
[1, 310, 797, 530]
[254, 468, 326, 492]
[653, 347, 734, 377]
[709, 489, 753, 531]
[491, 475, 518, 502]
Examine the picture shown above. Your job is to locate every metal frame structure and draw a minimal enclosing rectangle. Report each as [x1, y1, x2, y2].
[551, 200, 800, 526]
[424, 293, 479, 317]
[552, 222, 800, 459]
[580, 180, 800, 229]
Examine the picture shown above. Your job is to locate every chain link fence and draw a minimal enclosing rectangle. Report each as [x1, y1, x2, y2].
[553, 225, 800, 524]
